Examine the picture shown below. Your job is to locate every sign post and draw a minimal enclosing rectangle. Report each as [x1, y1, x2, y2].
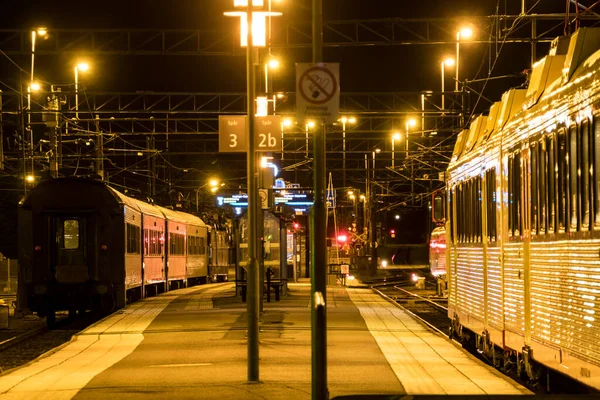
[296, 62, 339, 124]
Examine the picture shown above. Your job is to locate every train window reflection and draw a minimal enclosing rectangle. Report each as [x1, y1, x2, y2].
[594, 119, 600, 226]
[63, 219, 79, 249]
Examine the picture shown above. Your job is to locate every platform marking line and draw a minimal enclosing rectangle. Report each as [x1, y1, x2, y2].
[0, 283, 234, 400]
[346, 288, 530, 395]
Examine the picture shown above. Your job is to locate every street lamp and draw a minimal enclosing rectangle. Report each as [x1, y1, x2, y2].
[281, 117, 292, 160]
[264, 56, 279, 93]
[196, 178, 221, 213]
[372, 148, 381, 180]
[441, 57, 455, 111]
[74, 62, 90, 119]
[456, 27, 473, 91]
[405, 118, 416, 157]
[391, 132, 401, 169]
[305, 120, 315, 157]
[339, 116, 356, 189]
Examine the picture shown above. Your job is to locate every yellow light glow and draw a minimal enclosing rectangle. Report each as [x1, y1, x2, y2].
[282, 118, 293, 127]
[349, 194, 355, 200]
[348, 117, 356, 124]
[459, 27, 473, 39]
[392, 132, 401, 141]
[268, 58, 280, 69]
[36, 27, 48, 36]
[359, 195, 365, 201]
[347, 190, 354, 196]
[307, 121, 315, 129]
[224, 11, 281, 47]
[277, 92, 285, 99]
[256, 96, 268, 116]
[29, 82, 41, 92]
[209, 179, 220, 187]
[340, 116, 348, 123]
[210, 187, 219, 193]
[443, 58, 455, 67]
[407, 118, 417, 127]
[26, 175, 35, 183]
[234, 0, 264, 6]
[375, 148, 381, 153]
[76, 62, 90, 72]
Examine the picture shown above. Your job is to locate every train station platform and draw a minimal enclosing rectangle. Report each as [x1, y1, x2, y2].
[0, 281, 531, 399]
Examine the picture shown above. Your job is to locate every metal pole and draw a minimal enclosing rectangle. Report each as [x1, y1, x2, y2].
[311, 0, 327, 398]
[391, 139, 395, 169]
[342, 121, 346, 189]
[455, 32, 460, 92]
[245, 2, 260, 383]
[75, 67, 79, 119]
[96, 115, 104, 180]
[441, 62, 445, 111]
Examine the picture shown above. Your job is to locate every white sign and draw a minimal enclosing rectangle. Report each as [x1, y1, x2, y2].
[296, 63, 340, 124]
[341, 264, 350, 275]
[259, 189, 270, 210]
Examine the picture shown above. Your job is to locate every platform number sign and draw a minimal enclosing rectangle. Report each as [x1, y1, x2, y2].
[219, 115, 247, 153]
[219, 115, 281, 153]
[255, 116, 281, 152]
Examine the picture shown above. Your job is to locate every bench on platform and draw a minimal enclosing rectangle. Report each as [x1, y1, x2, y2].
[239, 279, 285, 303]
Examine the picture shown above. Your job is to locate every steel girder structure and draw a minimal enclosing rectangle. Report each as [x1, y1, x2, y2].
[0, 14, 591, 57]
[0, 90, 457, 205]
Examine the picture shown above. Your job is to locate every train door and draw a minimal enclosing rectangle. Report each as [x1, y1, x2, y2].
[52, 215, 90, 283]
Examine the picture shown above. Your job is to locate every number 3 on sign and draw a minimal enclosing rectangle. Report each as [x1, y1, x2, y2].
[258, 132, 276, 148]
[229, 133, 238, 148]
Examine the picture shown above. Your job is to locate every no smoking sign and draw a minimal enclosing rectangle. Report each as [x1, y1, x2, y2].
[296, 63, 340, 124]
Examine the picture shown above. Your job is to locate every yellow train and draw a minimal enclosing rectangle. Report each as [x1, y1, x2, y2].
[435, 27, 600, 391]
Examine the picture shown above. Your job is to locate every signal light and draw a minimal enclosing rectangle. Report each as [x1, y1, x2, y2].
[390, 229, 396, 238]
[293, 222, 300, 230]
[337, 234, 347, 244]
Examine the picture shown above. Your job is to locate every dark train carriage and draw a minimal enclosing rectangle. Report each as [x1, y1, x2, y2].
[19, 177, 132, 323]
[185, 216, 209, 285]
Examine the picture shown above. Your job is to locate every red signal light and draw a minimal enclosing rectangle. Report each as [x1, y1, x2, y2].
[293, 222, 300, 230]
[337, 234, 348, 243]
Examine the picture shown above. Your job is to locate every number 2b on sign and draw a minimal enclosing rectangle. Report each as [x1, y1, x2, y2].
[218, 115, 282, 153]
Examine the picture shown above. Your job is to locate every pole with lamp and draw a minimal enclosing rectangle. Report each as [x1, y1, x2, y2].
[281, 117, 292, 160]
[339, 116, 356, 189]
[441, 58, 454, 112]
[28, 27, 47, 180]
[224, 0, 280, 383]
[74, 62, 89, 120]
[305, 120, 315, 157]
[391, 132, 400, 169]
[368, 148, 380, 274]
[455, 27, 472, 92]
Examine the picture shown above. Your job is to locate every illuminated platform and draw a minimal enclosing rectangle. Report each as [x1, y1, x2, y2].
[0, 282, 530, 399]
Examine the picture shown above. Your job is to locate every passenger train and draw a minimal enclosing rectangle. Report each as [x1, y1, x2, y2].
[432, 27, 600, 391]
[18, 177, 232, 326]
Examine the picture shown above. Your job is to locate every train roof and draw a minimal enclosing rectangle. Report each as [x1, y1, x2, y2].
[448, 27, 600, 169]
[20, 177, 206, 226]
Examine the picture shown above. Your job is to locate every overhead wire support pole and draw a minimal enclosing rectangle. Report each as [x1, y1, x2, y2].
[311, 0, 328, 399]
[245, 2, 260, 384]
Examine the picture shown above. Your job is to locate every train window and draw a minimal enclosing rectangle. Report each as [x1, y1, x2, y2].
[63, 219, 79, 249]
[199, 237, 206, 255]
[508, 153, 521, 237]
[531, 143, 538, 235]
[548, 134, 556, 233]
[581, 119, 591, 230]
[476, 176, 482, 242]
[448, 189, 454, 243]
[485, 169, 497, 242]
[126, 223, 141, 254]
[569, 124, 580, 231]
[558, 129, 568, 233]
[538, 140, 547, 235]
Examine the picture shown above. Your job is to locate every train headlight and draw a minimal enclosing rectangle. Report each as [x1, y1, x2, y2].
[33, 284, 47, 295]
[95, 284, 108, 295]
[411, 273, 419, 282]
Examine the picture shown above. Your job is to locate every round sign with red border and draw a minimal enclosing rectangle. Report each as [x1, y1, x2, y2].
[298, 66, 338, 105]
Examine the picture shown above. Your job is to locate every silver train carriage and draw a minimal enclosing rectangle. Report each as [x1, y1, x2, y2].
[18, 177, 209, 326]
[438, 28, 600, 390]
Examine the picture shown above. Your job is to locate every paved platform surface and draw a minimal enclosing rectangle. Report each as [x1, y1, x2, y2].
[0, 281, 530, 399]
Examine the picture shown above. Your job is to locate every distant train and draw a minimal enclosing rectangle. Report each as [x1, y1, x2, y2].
[18, 177, 232, 326]
[432, 28, 600, 391]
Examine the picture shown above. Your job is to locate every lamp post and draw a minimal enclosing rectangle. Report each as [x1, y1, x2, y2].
[74, 62, 89, 119]
[305, 120, 315, 158]
[339, 116, 356, 189]
[455, 27, 473, 91]
[391, 132, 401, 169]
[441, 58, 454, 111]
[224, 0, 281, 383]
[281, 117, 292, 160]
[196, 178, 221, 213]
[405, 118, 416, 157]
